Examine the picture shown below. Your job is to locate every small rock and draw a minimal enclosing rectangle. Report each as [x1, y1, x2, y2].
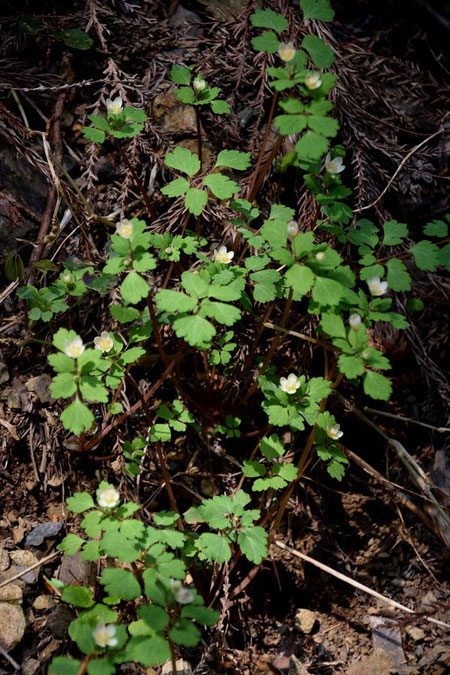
[46, 604, 75, 638]
[59, 552, 94, 587]
[153, 90, 197, 133]
[169, 5, 203, 37]
[294, 608, 318, 634]
[0, 547, 10, 571]
[369, 616, 406, 671]
[22, 659, 40, 675]
[405, 625, 426, 642]
[289, 655, 311, 675]
[33, 594, 53, 611]
[161, 659, 192, 675]
[10, 549, 40, 583]
[25, 374, 52, 403]
[271, 655, 290, 671]
[40, 637, 60, 660]
[0, 582, 23, 602]
[346, 649, 396, 675]
[0, 602, 26, 650]
[421, 591, 437, 608]
[25, 521, 63, 546]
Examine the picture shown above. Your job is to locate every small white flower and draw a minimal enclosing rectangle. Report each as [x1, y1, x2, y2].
[64, 335, 85, 359]
[62, 271, 72, 284]
[349, 314, 361, 330]
[97, 486, 120, 509]
[175, 587, 194, 605]
[115, 219, 133, 239]
[106, 96, 123, 116]
[367, 277, 388, 297]
[93, 623, 118, 648]
[214, 246, 234, 264]
[315, 252, 325, 262]
[287, 220, 299, 240]
[94, 331, 114, 353]
[305, 73, 322, 90]
[169, 578, 182, 593]
[279, 373, 300, 395]
[278, 42, 296, 63]
[327, 424, 343, 440]
[325, 153, 345, 175]
[193, 76, 206, 93]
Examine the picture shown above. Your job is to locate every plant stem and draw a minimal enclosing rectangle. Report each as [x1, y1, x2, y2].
[168, 636, 178, 674]
[115, 139, 155, 219]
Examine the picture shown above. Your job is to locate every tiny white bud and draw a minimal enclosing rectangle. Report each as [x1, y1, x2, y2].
[287, 220, 299, 240]
[193, 76, 206, 93]
[175, 587, 194, 605]
[315, 252, 325, 262]
[62, 272, 72, 284]
[349, 314, 361, 330]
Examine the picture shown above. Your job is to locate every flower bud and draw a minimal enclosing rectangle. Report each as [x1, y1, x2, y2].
[349, 314, 361, 330]
[305, 73, 322, 90]
[287, 220, 299, 240]
[315, 252, 325, 262]
[193, 76, 206, 93]
[62, 272, 72, 284]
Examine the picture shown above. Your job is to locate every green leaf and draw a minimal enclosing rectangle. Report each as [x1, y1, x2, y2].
[57, 533, 84, 555]
[100, 531, 141, 562]
[169, 620, 201, 647]
[200, 299, 241, 326]
[165, 146, 200, 177]
[160, 177, 190, 197]
[181, 605, 220, 626]
[307, 115, 339, 138]
[410, 240, 440, 270]
[312, 276, 343, 306]
[81, 541, 100, 562]
[100, 568, 141, 601]
[210, 99, 231, 114]
[50, 372, 76, 399]
[251, 31, 279, 54]
[363, 371, 392, 401]
[321, 313, 346, 338]
[119, 347, 145, 364]
[123, 107, 147, 123]
[250, 9, 288, 33]
[66, 492, 95, 514]
[302, 35, 335, 68]
[87, 115, 111, 131]
[56, 29, 93, 50]
[338, 354, 365, 378]
[215, 150, 251, 171]
[79, 376, 109, 403]
[82, 127, 105, 144]
[110, 304, 140, 323]
[300, 0, 335, 22]
[173, 314, 216, 346]
[126, 636, 171, 667]
[120, 271, 149, 304]
[60, 399, 94, 435]
[156, 289, 197, 313]
[138, 605, 169, 632]
[48, 352, 75, 374]
[438, 243, 450, 271]
[184, 187, 208, 215]
[181, 270, 210, 298]
[203, 173, 240, 199]
[261, 434, 284, 460]
[176, 87, 196, 104]
[199, 495, 233, 528]
[242, 461, 266, 478]
[307, 377, 331, 400]
[284, 264, 314, 298]
[170, 64, 191, 85]
[382, 220, 408, 246]
[274, 462, 298, 482]
[386, 258, 411, 291]
[49, 657, 81, 675]
[328, 459, 346, 481]
[292, 231, 315, 258]
[196, 533, 231, 563]
[274, 114, 308, 135]
[61, 585, 94, 608]
[423, 219, 448, 237]
[238, 526, 268, 564]
[295, 130, 329, 160]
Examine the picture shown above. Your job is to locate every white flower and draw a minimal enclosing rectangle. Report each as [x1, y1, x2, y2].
[93, 623, 118, 648]
[94, 331, 114, 353]
[169, 578, 182, 593]
[214, 246, 234, 264]
[106, 96, 123, 115]
[193, 76, 206, 93]
[325, 153, 345, 175]
[115, 219, 133, 239]
[305, 73, 322, 90]
[287, 220, 299, 240]
[97, 486, 120, 509]
[64, 335, 85, 359]
[278, 42, 296, 62]
[279, 373, 300, 395]
[327, 424, 343, 440]
[315, 252, 325, 262]
[367, 277, 388, 297]
[349, 314, 361, 330]
[175, 587, 194, 605]
[62, 272, 72, 284]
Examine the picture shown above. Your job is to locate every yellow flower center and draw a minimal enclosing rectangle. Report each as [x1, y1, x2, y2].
[279, 46, 295, 62]
[65, 341, 84, 358]
[117, 222, 133, 238]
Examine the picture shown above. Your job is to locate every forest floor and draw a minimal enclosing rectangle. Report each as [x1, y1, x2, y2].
[0, 0, 449, 674]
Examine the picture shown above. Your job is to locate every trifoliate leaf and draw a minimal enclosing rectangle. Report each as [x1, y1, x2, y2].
[48, 352, 75, 374]
[169, 620, 201, 647]
[274, 114, 308, 135]
[198, 495, 233, 529]
[203, 173, 240, 199]
[155, 289, 198, 313]
[215, 149, 251, 170]
[386, 258, 411, 291]
[382, 220, 408, 246]
[423, 219, 448, 237]
[238, 526, 268, 564]
[302, 34, 335, 68]
[160, 177, 190, 197]
[87, 114, 110, 131]
[170, 64, 191, 85]
[410, 240, 440, 270]
[61, 585, 94, 608]
[295, 130, 329, 160]
[300, 0, 335, 22]
[120, 271, 149, 305]
[184, 187, 207, 215]
[253, 476, 286, 491]
[100, 568, 141, 601]
[321, 313, 346, 338]
[251, 31, 279, 54]
[250, 8, 288, 33]
[165, 146, 200, 177]
[173, 314, 216, 346]
[57, 533, 84, 555]
[79, 375, 109, 403]
[196, 533, 231, 563]
[60, 399, 94, 435]
[363, 370, 392, 401]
